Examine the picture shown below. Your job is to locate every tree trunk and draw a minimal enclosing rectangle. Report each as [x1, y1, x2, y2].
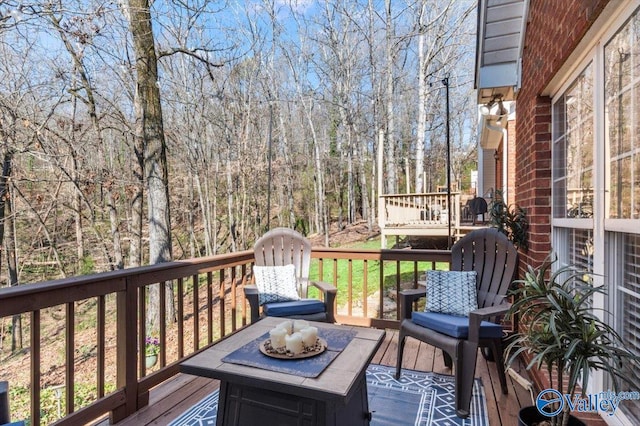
[415, 4, 427, 194]
[50, 11, 125, 271]
[195, 171, 211, 256]
[212, 156, 219, 255]
[129, 140, 144, 267]
[70, 120, 85, 271]
[187, 172, 196, 258]
[226, 157, 237, 252]
[6, 181, 22, 351]
[367, 0, 380, 228]
[305, 104, 328, 243]
[277, 108, 296, 228]
[0, 150, 12, 270]
[385, 0, 397, 195]
[106, 188, 124, 270]
[128, 0, 173, 332]
[357, 131, 372, 230]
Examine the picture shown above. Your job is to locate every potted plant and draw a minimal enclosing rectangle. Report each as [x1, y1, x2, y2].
[506, 256, 640, 426]
[145, 336, 160, 368]
[488, 189, 528, 250]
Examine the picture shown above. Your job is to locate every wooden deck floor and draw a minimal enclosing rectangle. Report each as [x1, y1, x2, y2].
[112, 329, 534, 426]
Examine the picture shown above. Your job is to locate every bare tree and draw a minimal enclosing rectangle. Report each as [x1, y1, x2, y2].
[384, 0, 398, 194]
[125, 0, 172, 332]
[0, 0, 479, 292]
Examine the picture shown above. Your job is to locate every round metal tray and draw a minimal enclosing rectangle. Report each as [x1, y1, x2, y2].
[259, 337, 327, 360]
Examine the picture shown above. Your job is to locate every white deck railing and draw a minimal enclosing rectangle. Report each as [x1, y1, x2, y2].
[380, 192, 462, 227]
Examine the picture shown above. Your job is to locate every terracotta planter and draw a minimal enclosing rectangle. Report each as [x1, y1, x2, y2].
[518, 406, 586, 426]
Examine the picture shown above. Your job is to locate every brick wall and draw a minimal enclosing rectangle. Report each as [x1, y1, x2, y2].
[516, 0, 609, 271]
[515, 3, 610, 421]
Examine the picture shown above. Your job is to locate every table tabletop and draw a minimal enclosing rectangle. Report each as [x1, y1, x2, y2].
[180, 317, 386, 404]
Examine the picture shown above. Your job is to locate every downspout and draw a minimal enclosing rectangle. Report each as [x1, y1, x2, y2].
[484, 119, 506, 136]
[502, 127, 508, 203]
[483, 118, 508, 200]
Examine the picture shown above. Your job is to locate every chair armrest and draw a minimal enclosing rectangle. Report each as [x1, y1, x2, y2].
[244, 284, 261, 323]
[310, 280, 338, 323]
[310, 280, 337, 294]
[470, 303, 511, 320]
[244, 284, 259, 296]
[468, 303, 511, 343]
[398, 288, 427, 320]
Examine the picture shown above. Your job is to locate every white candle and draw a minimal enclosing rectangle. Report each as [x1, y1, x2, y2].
[300, 326, 318, 347]
[293, 320, 309, 333]
[285, 332, 304, 355]
[277, 320, 293, 335]
[269, 327, 287, 349]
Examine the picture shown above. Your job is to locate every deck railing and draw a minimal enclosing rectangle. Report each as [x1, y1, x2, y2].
[0, 247, 451, 425]
[380, 192, 462, 227]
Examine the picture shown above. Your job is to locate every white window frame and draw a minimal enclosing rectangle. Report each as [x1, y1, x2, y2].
[549, 3, 640, 425]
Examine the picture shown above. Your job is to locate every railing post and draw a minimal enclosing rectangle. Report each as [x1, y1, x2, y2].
[112, 278, 138, 423]
[454, 193, 461, 237]
[0, 381, 9, 424]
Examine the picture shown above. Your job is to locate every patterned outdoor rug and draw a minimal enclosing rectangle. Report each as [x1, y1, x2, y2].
[169, 364, 489, 426]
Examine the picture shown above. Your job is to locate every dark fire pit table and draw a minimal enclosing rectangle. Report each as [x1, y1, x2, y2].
[180, 316, 385, 426]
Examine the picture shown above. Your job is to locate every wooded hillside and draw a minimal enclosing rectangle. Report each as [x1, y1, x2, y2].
[0, 0, 477, 284]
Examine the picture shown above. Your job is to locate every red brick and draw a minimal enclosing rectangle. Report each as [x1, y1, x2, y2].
[515, 2, 608, 408]
[515, 0, 609, 271]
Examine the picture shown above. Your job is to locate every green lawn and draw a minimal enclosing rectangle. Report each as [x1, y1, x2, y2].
[308, 237, 449, 307]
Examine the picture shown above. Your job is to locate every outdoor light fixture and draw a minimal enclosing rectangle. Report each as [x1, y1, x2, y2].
[496, 99, 507, 116]
[480, 95, 508, 117]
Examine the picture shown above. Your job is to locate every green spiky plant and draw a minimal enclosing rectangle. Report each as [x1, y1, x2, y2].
[506, 256, 640, 425]
[488, 189, 528, 250]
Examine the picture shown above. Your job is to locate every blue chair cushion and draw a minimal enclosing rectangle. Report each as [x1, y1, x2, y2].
[411, 311, 503, 339]
[263, 299, 326, 317]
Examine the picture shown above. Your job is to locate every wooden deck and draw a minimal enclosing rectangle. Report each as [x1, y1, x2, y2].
[110, 329, 533, 426]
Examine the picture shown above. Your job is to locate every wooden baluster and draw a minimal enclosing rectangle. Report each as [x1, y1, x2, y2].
[65, 302, 75, 414]
[230, 267, 237, 332]
[97, 295, 105, 398]
[207, 272, 213, 344]
[139, 286, 146, 375]
[219, 269, 225, 338]
[177, 278, 184, 359]
[31, 310, 41, 425]
[193, 274, 199, 352]
[318, 258, 324, 282]
[159, 282, 166, 367]
[240, 264, 247, 327]
[363, 260, 369, 318]
[347, 259, 353, 317]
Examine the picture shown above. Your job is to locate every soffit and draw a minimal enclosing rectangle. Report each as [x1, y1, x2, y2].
[475, 0, 528, 103]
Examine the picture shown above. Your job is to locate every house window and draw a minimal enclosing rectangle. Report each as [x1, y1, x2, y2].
[607, 232, 640, 419]
[603, 12, 640, 420]
[551, 5, 640, 423]
[554, 228, 593, 271]
[552, 65, 594, 218]
[605, 12, 640, 219]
